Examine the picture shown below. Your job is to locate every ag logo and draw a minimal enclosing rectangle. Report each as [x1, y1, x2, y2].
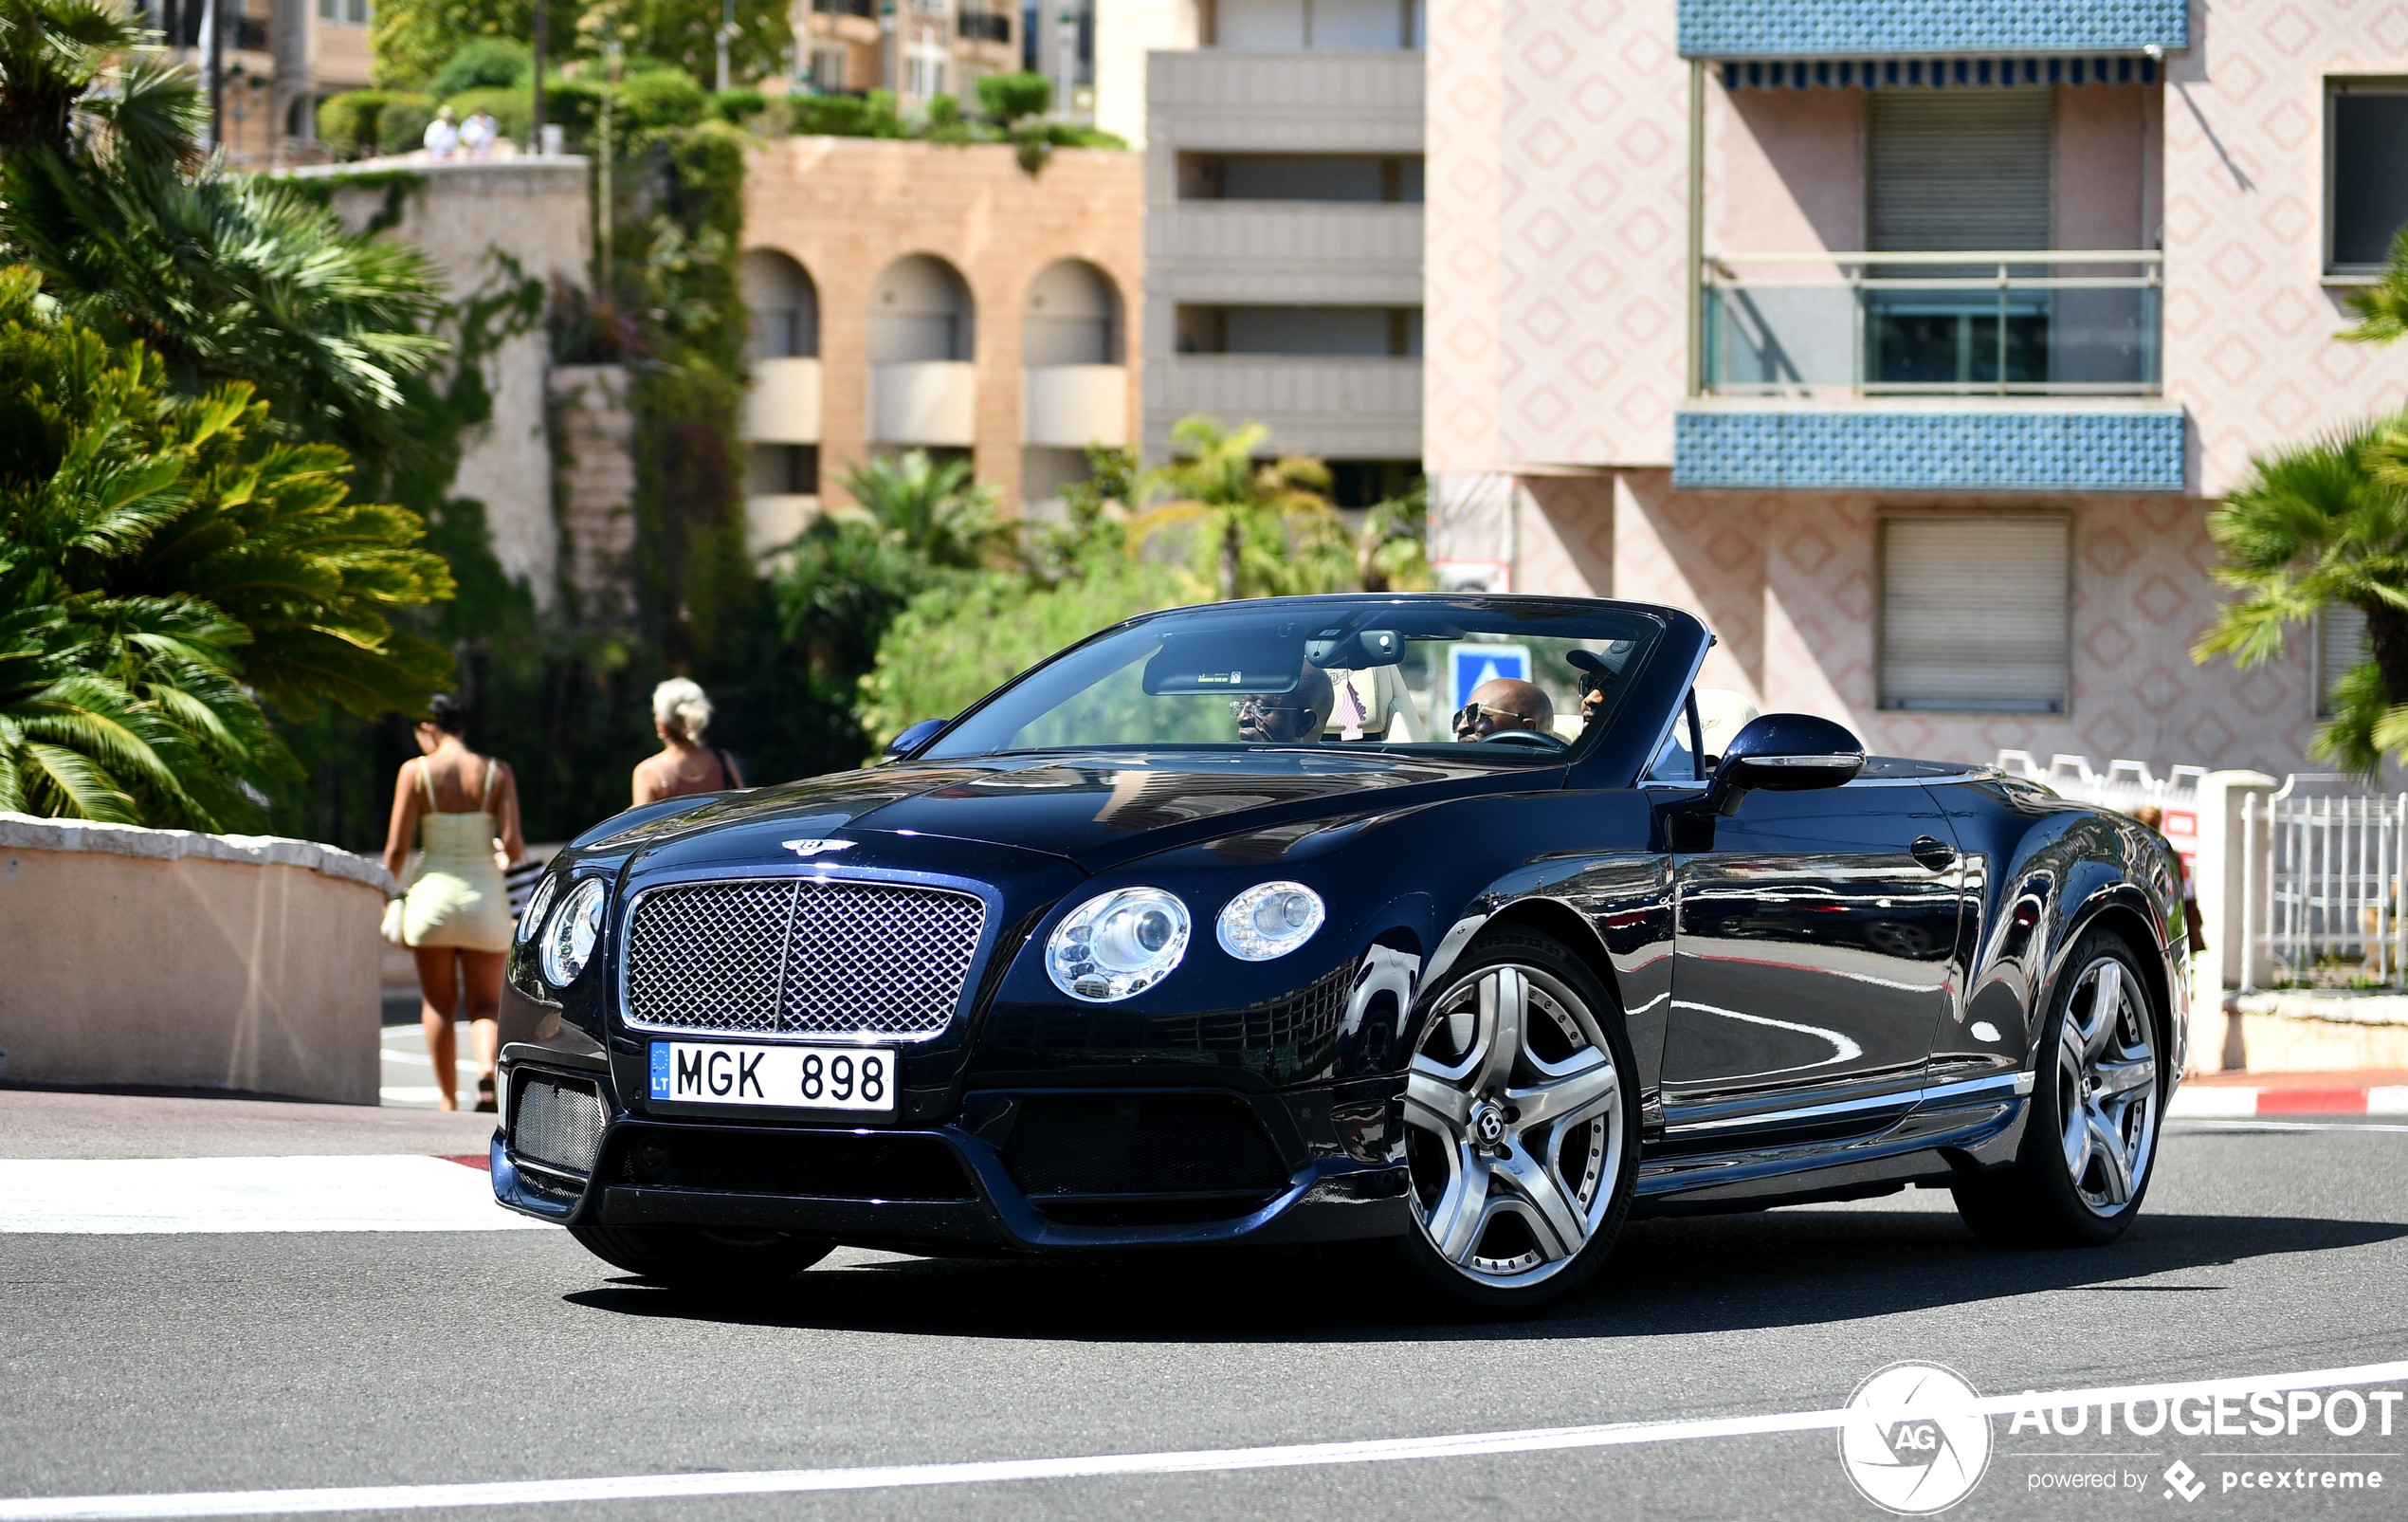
[781, 838, 855, 858]
[1837, 1362, 1992, 1514]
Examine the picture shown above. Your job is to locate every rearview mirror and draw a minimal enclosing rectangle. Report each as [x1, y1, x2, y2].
[883, 717, 950, 762]
[1704, 713, 1865, 817]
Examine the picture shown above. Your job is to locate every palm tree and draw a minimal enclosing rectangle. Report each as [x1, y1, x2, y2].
[0, 9, 447, 476]
[1134, 416, 1353, 601]
[838, 449, 1011, 570]
[2193, 421, 2408, 773]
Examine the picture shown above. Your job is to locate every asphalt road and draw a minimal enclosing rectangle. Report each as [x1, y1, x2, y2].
[2, 1090, 2404, 1521]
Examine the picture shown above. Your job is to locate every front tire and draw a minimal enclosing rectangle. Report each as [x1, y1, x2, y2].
[570, 1224, 835, 1290]
[1954, 929, 2163, 1248]
[1391, 928, 1638, 1315]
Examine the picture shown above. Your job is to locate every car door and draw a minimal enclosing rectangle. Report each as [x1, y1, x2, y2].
[1658, 779, 1963, 1149]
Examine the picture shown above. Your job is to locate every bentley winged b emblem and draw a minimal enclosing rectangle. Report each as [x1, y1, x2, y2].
[781, 838, 855, 858]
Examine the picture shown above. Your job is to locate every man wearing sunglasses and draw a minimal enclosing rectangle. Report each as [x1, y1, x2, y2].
[1452, 677, 1553, 741]
[1231, 663, 1335, 744]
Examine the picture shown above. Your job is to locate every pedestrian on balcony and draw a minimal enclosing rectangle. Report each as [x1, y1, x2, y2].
[460, 110, 498, 159]
[2132, 804, 2209, 958]
[381, 694, 524, 1112]
[423, 106, 459, 160]
[632, 678, 745, 805]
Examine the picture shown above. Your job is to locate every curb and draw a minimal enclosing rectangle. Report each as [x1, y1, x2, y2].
[2170, 1084, 2408, 1118]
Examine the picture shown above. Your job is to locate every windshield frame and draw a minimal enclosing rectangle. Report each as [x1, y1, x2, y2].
[914, 595, 1677, 769]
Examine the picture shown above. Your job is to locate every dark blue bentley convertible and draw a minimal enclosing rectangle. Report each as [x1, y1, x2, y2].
[493, 595, 2186, 1313]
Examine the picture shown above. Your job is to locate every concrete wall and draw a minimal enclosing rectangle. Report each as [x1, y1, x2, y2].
[298, 157, 593, 609]
[0, 815, 393, 1104]
[743, 137, 1143, 513]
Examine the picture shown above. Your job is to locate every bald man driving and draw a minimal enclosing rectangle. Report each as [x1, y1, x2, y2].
[1453, 677, 1554, 741]
[1233, 663, 1335, 744]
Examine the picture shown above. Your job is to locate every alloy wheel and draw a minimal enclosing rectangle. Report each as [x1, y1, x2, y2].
[2055, 955, 2159, 1215]
[1402, 963, 1627, 1288]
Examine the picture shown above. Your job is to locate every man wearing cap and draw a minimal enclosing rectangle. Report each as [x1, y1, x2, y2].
[1567, 650, 1614, 726]
[1453, 678, 1553, 741]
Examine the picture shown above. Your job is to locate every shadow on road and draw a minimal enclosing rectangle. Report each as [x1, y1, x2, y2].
[559, 1207, 2405, 1341]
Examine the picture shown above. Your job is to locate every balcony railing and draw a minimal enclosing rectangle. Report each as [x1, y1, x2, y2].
[958, 9, 1012, 42]
[1700, 249, 2162, 398]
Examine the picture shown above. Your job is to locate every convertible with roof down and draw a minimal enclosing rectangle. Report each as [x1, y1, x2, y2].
[492, 594, 2186, 1312]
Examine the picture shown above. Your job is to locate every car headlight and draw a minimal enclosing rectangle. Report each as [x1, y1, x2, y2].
[1217, 881, 1325, 962]
[539, 879, 608, 986]
[516, 871, 559, 945]
[1047, 887, 1191, 1002]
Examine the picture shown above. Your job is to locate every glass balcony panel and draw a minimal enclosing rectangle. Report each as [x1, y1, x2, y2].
[1699, 251, 2160, 398]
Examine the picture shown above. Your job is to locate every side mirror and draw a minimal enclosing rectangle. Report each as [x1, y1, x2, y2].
[1703, 713, 1865, 817]
[882, 717, 951, 763]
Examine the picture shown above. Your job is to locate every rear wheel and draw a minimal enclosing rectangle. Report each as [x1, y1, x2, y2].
[1392, 929, 1637, 1315]
[1954, 929, 2163, 1248]
[570, 1224, 835, 1290]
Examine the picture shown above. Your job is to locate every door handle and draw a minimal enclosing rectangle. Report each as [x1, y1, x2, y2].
[1911, 835, 1958, 873]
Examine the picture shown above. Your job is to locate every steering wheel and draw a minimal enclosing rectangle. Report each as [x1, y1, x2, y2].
[1482, 729, 1568, 751]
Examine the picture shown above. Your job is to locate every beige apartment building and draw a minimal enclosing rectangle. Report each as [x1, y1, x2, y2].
[141, 0, 374, 163]
[739, 135, 1142, 548]
[1425, 0, 2408, 780]
[799, 0, 1023, 107]
[1122, 0, 1427, 504]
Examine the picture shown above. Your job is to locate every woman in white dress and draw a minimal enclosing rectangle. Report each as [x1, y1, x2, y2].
[381, 695, 524, 1111]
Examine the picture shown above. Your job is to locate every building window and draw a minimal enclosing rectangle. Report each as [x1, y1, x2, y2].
[1878, 515, 2069, 713]
[748, 445, 820, 497]
[318, 0, 335, 20]
[2320, 604, 2372, 718]
[1211, 0, 1418, 49]
[1177, 153, 1423, 202]
[810, 46, 848, 91]
[2329, 80, 2408, 272]
[1176, 305, 1421, 357]
[344, 0, 369, 23]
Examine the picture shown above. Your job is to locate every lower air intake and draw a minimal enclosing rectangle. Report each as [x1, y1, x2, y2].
[512, 1072, 607, 1176]
[1003, 1093, 1291, 1198]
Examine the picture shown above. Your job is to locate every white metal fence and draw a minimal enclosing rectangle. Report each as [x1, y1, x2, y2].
[1995, 750, 2207, 816]
[2237, 777, 2408, 993]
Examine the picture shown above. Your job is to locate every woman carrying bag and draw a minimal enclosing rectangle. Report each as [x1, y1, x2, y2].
[381, 694, 524, 1112]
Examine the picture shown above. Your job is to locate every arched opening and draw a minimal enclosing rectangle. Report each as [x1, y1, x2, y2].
[868, 253, 974, 363]
[740, 248, 820, 360]
[1021, 260, 1128, 506]
[868, 254, 977, 449]
[1022, 258, 1120, 366]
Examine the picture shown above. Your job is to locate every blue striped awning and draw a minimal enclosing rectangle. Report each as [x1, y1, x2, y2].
[1723, 56, 2160, 90]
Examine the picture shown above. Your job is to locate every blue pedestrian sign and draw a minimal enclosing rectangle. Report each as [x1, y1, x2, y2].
[1450, 644, 1530, 715]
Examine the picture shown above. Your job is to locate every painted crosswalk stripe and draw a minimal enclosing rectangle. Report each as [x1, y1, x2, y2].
[2, 1358, 2404, 1519]
[0, 1155, 545, 1234]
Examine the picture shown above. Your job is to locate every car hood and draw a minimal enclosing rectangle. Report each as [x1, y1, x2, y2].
[579, 750, 1558, 874]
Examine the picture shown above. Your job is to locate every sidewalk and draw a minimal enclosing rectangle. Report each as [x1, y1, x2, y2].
[2171, 1069, 2408, 1117]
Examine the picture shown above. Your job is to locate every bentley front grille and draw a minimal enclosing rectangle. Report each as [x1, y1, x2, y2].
[622, 878, 987, 1039]
[511, 1072, 607, 1177]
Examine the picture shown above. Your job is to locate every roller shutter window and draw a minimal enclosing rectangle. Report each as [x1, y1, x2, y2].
[1879, 516, 2069, 713]
[2330, 83, 2408, 272]
[2319, 604, 2371, 719]
[1867, 91, 2054, 253]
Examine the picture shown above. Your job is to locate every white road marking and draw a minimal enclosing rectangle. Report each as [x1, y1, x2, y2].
[3, 1358, 2403, 1518]
[0, 1156, 544, 1235]
[2170, 1120, 2408, 1134]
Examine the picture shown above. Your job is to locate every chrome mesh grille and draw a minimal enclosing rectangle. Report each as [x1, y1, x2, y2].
[512, 1073, 606, 1176]
[624, 878, 987, 1038]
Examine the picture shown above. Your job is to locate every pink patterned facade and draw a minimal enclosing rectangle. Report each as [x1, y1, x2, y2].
[1427, 0, 2408, 778]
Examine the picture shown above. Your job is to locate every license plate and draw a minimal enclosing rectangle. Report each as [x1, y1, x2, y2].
[648, 1041, 896, 1115]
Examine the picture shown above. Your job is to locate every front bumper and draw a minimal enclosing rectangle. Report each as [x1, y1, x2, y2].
[493, 1055, 1413, 1253]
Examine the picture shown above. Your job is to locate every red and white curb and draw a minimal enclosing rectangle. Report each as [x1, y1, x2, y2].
[2170, 1084, 2408, 1118]
[0, 1155, 542, 1234]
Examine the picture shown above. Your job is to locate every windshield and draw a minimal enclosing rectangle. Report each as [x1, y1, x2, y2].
[923, 598, 1667, 762]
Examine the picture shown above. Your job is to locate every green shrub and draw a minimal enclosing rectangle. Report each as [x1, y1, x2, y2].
[430, 37, 530, 97]
[376, 93, 438, 155]
[543, 75, 607, 151]
[706, 86, 766, 124]
[620, 68, 705, 130]
[975, 70, 1049, 124]
[441, 85, 530, 143]
[789, 88, 905, 138]
[317, 90, 388, 158]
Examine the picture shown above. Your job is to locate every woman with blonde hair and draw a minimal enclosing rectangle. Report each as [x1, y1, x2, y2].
[381, 694, 523, 1111]
[632, 677, 745, 804]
